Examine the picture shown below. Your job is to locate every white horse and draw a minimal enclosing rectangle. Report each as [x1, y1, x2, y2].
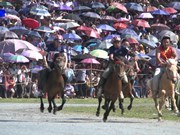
[147, 58, 179, 120]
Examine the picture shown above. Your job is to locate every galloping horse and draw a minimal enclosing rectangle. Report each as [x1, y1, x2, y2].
[38, 54, 66, 114]
[96, 58, 125, 122]
[147, 58, 179, 120]
[119, 61, 136, 114]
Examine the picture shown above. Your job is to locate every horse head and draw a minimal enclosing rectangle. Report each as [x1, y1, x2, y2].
[54, 53, 66, 73]
[114, 58, 126, 80]
[165, 58, 178, 83]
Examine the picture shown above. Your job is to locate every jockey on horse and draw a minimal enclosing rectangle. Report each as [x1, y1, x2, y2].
[97, 37, 137, 97]
[152, 36, 179, 97]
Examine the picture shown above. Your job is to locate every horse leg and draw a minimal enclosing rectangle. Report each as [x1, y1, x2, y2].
[103, 98, 110, 122]
[171, 92, 179, 113]
[47, 97, 53, 113]
[119, 98, 125, 115]
[96, 96, 102, 117]
[103, 100, 115, 122]
[158, 90, 166, 120]
[127, 95, 134, 110]
[57, 92, 66, 111]
[51, 97, 58, 115]
[40, 95, 44, 113]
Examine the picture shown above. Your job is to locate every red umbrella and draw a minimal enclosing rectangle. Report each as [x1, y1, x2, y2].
[126, 37, 139, 44]
[111, 2, 128, 13]
[76, 26, 91, 31]
[175, 25, 180, 31]
[132, 19, 150, 28]
[113, 22, 128, 30]
[151, 23, 170, 31]
[84, 29, 101, 38]
[22, 18, 39, 29]
[163, 7, 177, 14]
[145, 6, 158, 12]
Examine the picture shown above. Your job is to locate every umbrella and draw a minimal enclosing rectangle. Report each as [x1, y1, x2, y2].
[0, 1, 13, 7]
[138, 13, 154, 19]
[103, 34, 120, 41]
[0, 9, 5, 17]
[163, 7, 177, 14]
[125, 2, 143, 12]
[151, 9, 170, 15]
[0, 56, 3, 62]
[157, 30, 178, 43]
[73, 45, 89, 53]
[31, 5, 48, 10]
[138, 39, 157, 48]
[45, 1, 59, 7]
[113, 22, 128, 30]
[167, 2, 180, 10]
[0, 52, 14, 61]
[9, 26, 29, 35]
[4, 31, 19, 39]
[22, 18, 39, 29]
[81, 58, 100, 64]
[151, 23, 170, 31]
[76, 26, 92, 31]
[28, 31, 41, 38]
[73, 6, 91, 11]
[63, 13, 82, 22]
[98, 41, 113, 49]
[91, 2, 105, 9]
[117, 17, 130, 22]
[145, 6, 158, 12]
[119, 28, 138, 37]
[5, 8, 18, 15]
[136, 53, 151, 61]
[30, 8, 51, 16]
[126, 37, 139, 44]
[84, 29, 101, 38]
[21, 50, 43, 60]
[61, 22, 80, 29]
[0, 26, 9, 36]
[85, 39, 102, 46]
[72, 53, 94, 61]
[35, 26, 54, 33]
[97, 24, 116, 31]
[132, 19, 150, 28]
[90, 49, 108, 59]
[147, 35, 159, 43]
[81, 12, 101, 19]
[31, 65, 44, 73]
[58, 4, 72, 11]
[0, 39, 40, 54]
[5, 14, 21, 22]
[62, 33, 81, 40]
[7, 54, 29, 63]
[110, 2, 128, 13]
[101, 15, 117, 21]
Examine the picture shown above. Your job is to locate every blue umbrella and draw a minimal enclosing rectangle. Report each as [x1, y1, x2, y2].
[62, 33, 81, 40]
[28, 31, 41, 38]
[167, 2, 180, 10]
[5, 8, 18, 15]
[136, 53, 151, 61]
[85, 39, 102, 46]
[91, 2, 105, 9]
[9, 26, 29, 35]
[73, 45, 89, 53]
[97, 24, 116, 31]
[125, 2, 143, 12]
[119, 28, 138, 38]
[138, 39, 157, 48]
[103, 34, 120, 41]
[0, 26, 9, 36]
[58, 4, 72, 11]
[0, 9, 5, 17]
[151, 9, 170, 15]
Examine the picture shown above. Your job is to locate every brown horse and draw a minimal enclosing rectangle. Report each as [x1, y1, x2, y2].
[96, 59, 125, 122]
[147, 59, 179, 120]
[119, 62, 136, 114]
[38, 55, 66, 114]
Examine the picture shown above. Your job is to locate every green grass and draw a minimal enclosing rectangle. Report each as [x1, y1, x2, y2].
[0, 98, 180, 122]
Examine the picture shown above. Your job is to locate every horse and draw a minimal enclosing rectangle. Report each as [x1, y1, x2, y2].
[147, 58, 179, 120]
[38, 55, 66, 114]
[119, 62, 136, 114]
[96, 59, 125, 122]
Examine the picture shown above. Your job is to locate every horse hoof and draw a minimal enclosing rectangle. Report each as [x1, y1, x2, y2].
[57, 106, 63, 111]
[40, 109, 44, 113]
[103, 118, 107, 122]
[158, 112, 162, 117]
[48, 108, 52, 113]
[121, 109, 125, 115]
[127, 106, 132, 110]
[53, 110, 57, 115]
[96, 112, 100, 117]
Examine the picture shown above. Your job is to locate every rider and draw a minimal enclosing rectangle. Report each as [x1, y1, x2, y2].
[152, 36, 178, 96]
[97, 37, 135, 97]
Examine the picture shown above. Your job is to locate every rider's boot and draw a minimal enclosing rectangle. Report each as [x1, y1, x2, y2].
[97, 77, 106, 97]
[122, 72, 128, 83]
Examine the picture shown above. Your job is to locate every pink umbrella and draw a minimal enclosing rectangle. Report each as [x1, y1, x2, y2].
[84, 29, 101, 38]
[111, 2, 128, 13]
[163, 7, 177, 14]
[138, 13, 154, 19]
[81, 58, 100, 64]
[0, 39, 40, 54]
[132, 19, 150, 28]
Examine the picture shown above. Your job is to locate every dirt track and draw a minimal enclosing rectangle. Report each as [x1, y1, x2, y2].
[0, 103, 180, 135]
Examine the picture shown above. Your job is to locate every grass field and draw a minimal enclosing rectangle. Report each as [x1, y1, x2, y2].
[0, 97, 180, 122]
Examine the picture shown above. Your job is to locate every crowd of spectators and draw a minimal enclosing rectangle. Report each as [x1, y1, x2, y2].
[0, 0, 179, 98]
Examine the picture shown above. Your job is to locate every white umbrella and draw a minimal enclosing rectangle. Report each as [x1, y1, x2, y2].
[21, 50, 43, 61]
